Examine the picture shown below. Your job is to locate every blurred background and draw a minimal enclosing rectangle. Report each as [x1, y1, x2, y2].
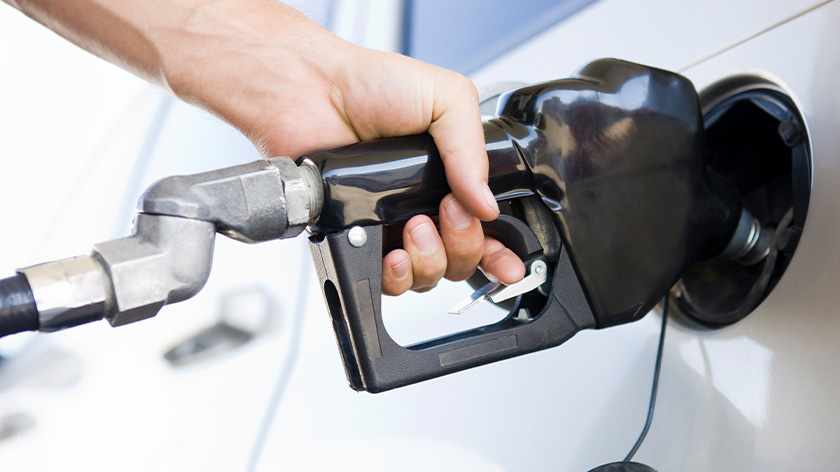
[0, 2, 657, 470]
[1, 1, 837, 471]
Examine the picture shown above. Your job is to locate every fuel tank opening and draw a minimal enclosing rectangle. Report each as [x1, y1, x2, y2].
[671, 76, 811, 327]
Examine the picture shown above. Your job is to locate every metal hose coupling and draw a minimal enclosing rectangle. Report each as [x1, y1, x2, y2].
[18, 157, 324, 332]
[140, 157, 323, 242]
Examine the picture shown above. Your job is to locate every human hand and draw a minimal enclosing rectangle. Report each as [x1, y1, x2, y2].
[3, 0, 525, 295]
[29, 0, 522, 294]
[159, 1, 525, 294]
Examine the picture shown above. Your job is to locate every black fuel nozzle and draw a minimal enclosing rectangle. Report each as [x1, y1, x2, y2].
[307, 59, 747, 392]
[0, 59, 747, 391]
[484, 59, 745, 329]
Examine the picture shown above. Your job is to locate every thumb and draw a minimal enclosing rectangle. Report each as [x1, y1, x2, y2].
[428, 73, 499, 222]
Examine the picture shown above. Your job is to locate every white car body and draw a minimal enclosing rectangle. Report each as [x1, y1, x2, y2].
[0, 1, 836, 470]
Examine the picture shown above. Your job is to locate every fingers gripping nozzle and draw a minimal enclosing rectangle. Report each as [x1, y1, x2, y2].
[309, 59, 752, 392]
[4, 58, 759, 402]
[15, 158, 323, 333]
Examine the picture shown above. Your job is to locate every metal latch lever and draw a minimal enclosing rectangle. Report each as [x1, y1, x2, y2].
[448, 259, 548, 315]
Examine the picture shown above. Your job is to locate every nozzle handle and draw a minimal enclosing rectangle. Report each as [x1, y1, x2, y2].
[304, 121, 532, 232]
[309, 220, 595, 393]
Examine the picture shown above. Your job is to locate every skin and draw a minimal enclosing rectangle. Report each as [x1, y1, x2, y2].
[3, 0, 525, 295]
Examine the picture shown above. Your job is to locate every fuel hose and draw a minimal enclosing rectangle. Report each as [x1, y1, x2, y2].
[0, 274, 39, 337]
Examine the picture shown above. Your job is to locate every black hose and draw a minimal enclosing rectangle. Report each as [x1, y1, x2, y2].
[0, 273, 39, 337]
[623, 295, 668, 463]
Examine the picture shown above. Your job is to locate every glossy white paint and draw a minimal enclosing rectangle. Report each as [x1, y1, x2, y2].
[646, 3, 840, 469]
[472, 0, 840, 469]
[469, 0, 830, 86]
[1, 0, 837, 471]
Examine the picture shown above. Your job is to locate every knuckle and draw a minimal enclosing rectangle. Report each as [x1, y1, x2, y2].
[410, 255, 447, 289]
[382, 285, 403, 297]
[412, 281, 439, 293]
[413, 261, 445, 282]
[453, 240, 485, 265]
[454, 73, 478, 97]
[445, 267, 478, 282]
[443, 247, 481, 281]
[382, 274, 409, 297]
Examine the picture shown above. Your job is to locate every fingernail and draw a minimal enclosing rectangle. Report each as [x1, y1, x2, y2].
[392, 258, 410, 280]
[444, 198, 473, 231]
[409, 223, 439, 255]
[483, 183, 500, 214]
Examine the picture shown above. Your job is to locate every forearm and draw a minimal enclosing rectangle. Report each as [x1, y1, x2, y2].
[3, 0, 348, 135]
[5, 0, 194, 88]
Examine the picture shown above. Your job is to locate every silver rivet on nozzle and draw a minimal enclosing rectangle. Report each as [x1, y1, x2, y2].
[348, 226, 367, 247]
